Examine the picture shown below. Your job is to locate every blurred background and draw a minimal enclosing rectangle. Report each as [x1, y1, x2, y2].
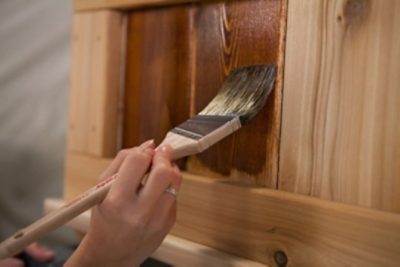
[0, 0, 77, 248]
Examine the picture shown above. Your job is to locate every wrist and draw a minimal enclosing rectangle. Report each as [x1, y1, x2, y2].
[64, 234, 140, 267]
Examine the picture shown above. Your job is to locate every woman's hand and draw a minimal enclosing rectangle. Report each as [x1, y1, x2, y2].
[65, 140, 182, 267]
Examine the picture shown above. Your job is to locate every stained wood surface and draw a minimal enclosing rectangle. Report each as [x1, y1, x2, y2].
[74, 0, 199, 11]
[68, 11, 124, 157]
[187, 0, 284, 186]
[63, 153, 400, 266]
[279, 0, 400, 212]
[123, 6, 192, 147]
[123, 0, 286, 186]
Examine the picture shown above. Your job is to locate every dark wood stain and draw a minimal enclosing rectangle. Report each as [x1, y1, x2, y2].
[188, 0, 282, 185]
[123, 0, 284, 185]
[123, 6, 192, 147]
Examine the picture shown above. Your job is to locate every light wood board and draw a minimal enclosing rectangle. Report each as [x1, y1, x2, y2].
[65, 152, 400, 266]
[67, 11, 124, 157]
[279, 0, 400, 212]
[44, 198, 265, 267]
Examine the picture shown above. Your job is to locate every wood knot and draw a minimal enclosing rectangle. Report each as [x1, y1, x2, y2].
[342, 0, 369, 25]
[274, 250, 288, 267]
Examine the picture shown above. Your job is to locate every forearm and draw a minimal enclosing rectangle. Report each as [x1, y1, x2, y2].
[64, 236, 140, 267]
[64, 143, 180, 267]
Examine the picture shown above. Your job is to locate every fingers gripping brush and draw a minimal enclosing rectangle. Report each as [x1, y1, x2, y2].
[0, 64, 276, 259]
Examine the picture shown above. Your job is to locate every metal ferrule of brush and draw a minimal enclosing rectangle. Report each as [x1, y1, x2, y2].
[174, 114, 241, 149]
[197, 116, 242, 150]
[161, 115, 242, 160]
[161, 64, 276, 160]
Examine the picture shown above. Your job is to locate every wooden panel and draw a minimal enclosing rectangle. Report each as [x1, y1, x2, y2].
[64, 152, 110, 200]
[123, 6, 192, 148]
[123, 0, 286, 185]
[67, 11, 124, 157]
[74, 0, 199, 11]
[279, 0, 400, 212]
[63, 153, 400, 266]
[44, 198, 265, 267]
[186, 0, 285, 186]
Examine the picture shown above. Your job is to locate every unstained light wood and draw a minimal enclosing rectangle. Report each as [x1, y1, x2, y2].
[67, 11, 124, 157]
[64, 152, 111, 200]
[44, 198, 266, 267]
[279, 0, 400, 212]
[65, 153, 400, 266]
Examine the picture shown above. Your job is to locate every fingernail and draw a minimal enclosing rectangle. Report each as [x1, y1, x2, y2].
[143, 147, 155, 156]
[140, 139, 155, 149]
[156, 145, 173, 157]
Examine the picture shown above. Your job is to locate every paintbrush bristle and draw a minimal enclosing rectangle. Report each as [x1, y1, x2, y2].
[199, 64, 276, 124]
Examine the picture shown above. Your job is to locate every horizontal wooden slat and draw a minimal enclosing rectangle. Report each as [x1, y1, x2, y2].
[74, 0, 200, 11]
[44, 198, 266, 266]
[64, 152, 400, 266]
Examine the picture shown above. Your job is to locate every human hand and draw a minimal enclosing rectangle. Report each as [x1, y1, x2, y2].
[65, 140, 182, 267]
[0, 242, 54, 267]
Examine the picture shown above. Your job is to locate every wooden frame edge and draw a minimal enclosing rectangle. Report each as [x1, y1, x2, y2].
[73, 0, 202, 12]
[67, 10, 125, 157]
[44, 198, 266, 267]
[64, 152, 400, 266]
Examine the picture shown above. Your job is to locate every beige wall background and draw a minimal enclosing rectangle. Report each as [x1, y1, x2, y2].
[0, 0, 75, 244]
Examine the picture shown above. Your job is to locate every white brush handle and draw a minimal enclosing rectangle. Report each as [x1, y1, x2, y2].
[0, 118, 241, 259]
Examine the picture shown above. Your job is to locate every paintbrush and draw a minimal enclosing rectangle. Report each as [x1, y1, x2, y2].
[0, 64, 276, 259]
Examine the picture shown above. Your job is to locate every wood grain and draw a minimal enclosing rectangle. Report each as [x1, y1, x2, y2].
[68, 11, 124, 157]
[74, 0, 199, 11]
[64, 152, 111, 200]
[63, 153, 400, 266]
[44, 198, 266, 267]
[123, 0, 286, 185]
[279, 0, 400, 212]
[123, 6, 192, 148]
[186, 0, 285, 186]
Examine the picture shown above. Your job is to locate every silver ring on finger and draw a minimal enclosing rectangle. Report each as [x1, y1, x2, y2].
[165, 185, 178, 197]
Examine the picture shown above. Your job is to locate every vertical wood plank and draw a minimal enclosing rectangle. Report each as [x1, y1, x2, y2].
[68, 11, 124, 157]
[186, 0, 285, 186]
[279, 0, 400, 212]
[123, 6, 192, 147]
[68, 13, 92, 154]
[64, 152, 110, 200]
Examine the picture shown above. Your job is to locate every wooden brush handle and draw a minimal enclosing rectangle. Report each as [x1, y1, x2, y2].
[0, 121, 240, 259]
[0, 133, 197, 259]
[0, 174, 118, 259]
